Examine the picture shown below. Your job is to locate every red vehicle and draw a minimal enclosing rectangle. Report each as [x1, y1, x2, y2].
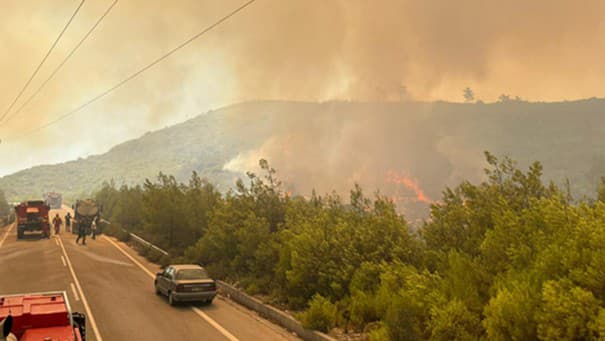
[0, 291, 86, 340]
[14, 201, 50, 239]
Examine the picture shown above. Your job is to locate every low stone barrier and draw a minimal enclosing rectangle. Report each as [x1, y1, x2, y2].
[216, 281, 336, 341]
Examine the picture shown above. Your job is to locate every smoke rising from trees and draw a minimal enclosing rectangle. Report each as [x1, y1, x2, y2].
[1, 0, 604, 174]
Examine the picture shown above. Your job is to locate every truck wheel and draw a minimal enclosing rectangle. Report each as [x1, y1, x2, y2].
[17, 229, 24, 239]
[168, 292, 176, 306]
[155, 284, 161, 295]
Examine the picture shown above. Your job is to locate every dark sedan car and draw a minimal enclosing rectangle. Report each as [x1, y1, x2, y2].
[154, 264, 217, 305]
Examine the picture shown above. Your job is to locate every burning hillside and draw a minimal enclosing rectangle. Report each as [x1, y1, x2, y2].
[385, 171, 432, 204]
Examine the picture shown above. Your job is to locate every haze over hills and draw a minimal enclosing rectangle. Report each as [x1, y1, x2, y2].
[2, 99, 605, 219]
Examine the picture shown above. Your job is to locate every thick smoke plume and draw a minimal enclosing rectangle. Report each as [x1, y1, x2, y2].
[221, 103, 485, 220]
[1, 0, 605, 175]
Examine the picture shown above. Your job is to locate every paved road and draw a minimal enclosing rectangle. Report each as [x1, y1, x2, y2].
[0, 207, 298, 341]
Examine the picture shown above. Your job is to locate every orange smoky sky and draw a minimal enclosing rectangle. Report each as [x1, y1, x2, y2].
[1, 0, 604, 175]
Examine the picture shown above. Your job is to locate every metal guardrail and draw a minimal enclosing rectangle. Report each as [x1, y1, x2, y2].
[217, 281, 336, 341]
[101, 218, 169, 256]
[129, 232, 169, 256]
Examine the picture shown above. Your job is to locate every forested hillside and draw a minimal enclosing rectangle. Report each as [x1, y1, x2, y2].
[96, 154, 605, 339]
[3, 99, 605, 219]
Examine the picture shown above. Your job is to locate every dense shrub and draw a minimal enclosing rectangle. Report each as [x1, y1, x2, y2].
[299, 295, 338, 333]
[428, 300, 482, 341]
[367, 324, 389, 341]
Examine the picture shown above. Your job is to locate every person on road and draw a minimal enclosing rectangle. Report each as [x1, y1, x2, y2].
[52, 213, 62, 235]
[76, 221, 86, 246]
[91, 216, 98, 240]
[65, 212, 71, 232]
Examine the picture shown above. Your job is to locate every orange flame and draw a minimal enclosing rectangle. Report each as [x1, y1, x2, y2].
[386, 171, 431, 203]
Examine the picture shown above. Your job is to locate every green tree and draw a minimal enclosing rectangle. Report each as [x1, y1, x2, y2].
[483, 280, 540, 340]
[440, 250, 490, 314]
[428, 299, 482, 341]
[373, 262, 445, 340]
[185, 172, 221, 240]
[299, 294, 338, 333]
[536, 279, 601, 340]
[142, 173, 188, 251]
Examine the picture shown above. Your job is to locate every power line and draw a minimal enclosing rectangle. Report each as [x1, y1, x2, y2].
[0, 0, 86, 123]
[9, 0, 256, 141]
[2, 0, 119, 126]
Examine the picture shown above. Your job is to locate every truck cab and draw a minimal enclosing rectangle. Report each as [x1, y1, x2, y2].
[0, 291, 86, 340]
[14, 201, 50, 239]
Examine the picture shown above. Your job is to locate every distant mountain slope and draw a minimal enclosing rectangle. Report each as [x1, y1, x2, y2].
[2, 99, 605, 217]
[0, 102, 276, 201]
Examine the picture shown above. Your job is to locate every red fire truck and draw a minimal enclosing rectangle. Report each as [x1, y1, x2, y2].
[14, 201, 50, 239]
[0, 291, 86, 340]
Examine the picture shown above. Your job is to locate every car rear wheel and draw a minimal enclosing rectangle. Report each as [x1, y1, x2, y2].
[154, 284, 161, 295]
[168, 292, 175, 306]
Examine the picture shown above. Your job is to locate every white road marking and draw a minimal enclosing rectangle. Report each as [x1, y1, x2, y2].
[217, 296, 294, 340]
[192, 307, 239, 341]
[102, 235, 240, 341]
[55, 238, 59, 246]
[0, 224, 14, 249]
[61, 255, 67, 267]
[70, 246, 133, 267]
[58, 236, 103, 341]
[71, 282, 80, 301]
[103, 236, 155, 277]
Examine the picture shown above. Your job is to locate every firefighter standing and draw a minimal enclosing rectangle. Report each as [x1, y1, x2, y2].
[76, 220, 86, 245]
[65, 212, 71, 232]
[52, 213, 62, 235]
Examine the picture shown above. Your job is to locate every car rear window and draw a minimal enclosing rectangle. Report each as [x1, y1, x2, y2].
[176, 269, 209, 280]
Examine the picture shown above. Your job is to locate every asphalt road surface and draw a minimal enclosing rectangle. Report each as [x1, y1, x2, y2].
[0, 207, 298, 341]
